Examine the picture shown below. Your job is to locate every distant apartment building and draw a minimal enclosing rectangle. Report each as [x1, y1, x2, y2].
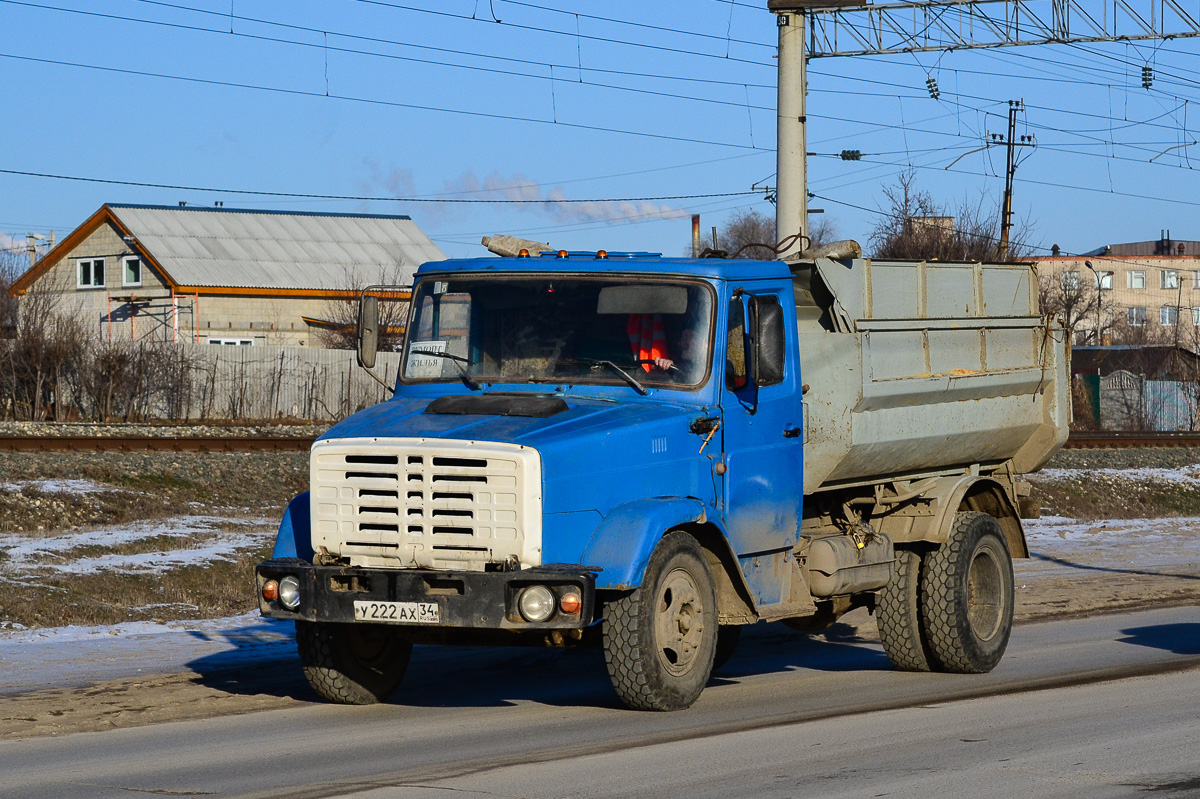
[9, 204, 445, 347]
[1037, 232, 1200, 344]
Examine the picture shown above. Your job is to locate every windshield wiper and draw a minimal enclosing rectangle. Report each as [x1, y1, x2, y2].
[589, 359, 648, 395]
[410, 350, 481, 391]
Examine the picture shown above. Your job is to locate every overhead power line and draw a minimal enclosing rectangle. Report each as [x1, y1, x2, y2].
[347, 0, 775, 68]
[1, 0, 775, 112]
[0, 52, 763, 151]
[0, 166, 759, 204]
[473, 0, 774, 50]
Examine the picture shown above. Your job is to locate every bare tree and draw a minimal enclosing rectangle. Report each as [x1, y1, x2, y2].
[869, 171, 1031, 262]
[705, 209, 840, 260]
[0, 249, 23, 338]
[1039, 272, 1103, 344]
[316, 262, 411, 351]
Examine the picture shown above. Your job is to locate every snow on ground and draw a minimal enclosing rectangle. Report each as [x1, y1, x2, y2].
[1018, 515, 1200, 580]
[1, 493, 1199, 695]
[0, 516, 273, 576]
[0, 479, 109, 494]
[1034, 466, 1200, 483]
[0, 613, 295, 695]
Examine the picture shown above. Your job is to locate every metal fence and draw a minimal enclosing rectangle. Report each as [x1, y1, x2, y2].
[173, 345, 401, 421]
[1099, 370, 1200, 431]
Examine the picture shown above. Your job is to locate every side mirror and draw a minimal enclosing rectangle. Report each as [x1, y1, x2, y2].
[357, 294, 379, 369]
[749, 295, 785, 388]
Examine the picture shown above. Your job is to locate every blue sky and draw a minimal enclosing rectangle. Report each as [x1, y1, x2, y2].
[2, 0, 1199, 262]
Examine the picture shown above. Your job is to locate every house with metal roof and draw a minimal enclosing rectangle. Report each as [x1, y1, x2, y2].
[9, 204, 445, 347]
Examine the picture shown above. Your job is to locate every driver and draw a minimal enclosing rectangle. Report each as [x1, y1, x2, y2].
[627, 313, 670, 373]
[652, 326, 699, 375]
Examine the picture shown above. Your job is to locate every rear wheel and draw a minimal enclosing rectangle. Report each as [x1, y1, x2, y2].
[296, 621, 412, 704]
[877, 547, 933, 672]
[919, 512, 1014, 673]
[603, 532, 718, 711]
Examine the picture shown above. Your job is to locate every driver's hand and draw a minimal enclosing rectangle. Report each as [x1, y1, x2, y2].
[654, 357, 675, 371]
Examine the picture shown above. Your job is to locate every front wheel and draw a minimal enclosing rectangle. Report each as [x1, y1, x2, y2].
[920, 511, 1015, 673]
[603, 532, 718, 711]
[296, 621, 413, 705]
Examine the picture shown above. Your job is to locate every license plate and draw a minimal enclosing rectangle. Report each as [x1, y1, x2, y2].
[353, 600, 440, 624]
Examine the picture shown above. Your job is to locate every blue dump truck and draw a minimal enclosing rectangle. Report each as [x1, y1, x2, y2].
[256, 246, 1069, 711]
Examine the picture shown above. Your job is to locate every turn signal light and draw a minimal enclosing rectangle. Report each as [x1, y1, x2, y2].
[261, 579, 279, 602]
[559, 590, 582, 615]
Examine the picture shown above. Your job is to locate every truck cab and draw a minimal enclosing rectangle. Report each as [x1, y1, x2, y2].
[257, 248, 1069, 711]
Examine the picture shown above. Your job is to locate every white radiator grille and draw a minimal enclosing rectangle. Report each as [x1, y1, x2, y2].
[310, 437, 542, 571]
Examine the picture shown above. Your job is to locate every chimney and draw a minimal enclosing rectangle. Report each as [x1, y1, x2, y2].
[1051, 244, 1060, 256]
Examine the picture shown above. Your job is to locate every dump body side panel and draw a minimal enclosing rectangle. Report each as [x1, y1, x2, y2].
[795, 257, 1068, 493]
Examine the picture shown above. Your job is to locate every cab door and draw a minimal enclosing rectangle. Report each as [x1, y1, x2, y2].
[718, 285, 804, 557]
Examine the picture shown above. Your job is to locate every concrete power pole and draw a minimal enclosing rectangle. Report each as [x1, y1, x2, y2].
[769, 2, 809, 260]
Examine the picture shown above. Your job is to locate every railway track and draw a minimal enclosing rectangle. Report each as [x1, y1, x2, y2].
[0, 435, 313, 452]
[0, 430, 1197, 453]
[1063, 431, 1200, 449]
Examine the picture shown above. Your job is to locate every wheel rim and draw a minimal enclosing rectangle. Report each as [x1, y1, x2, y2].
[966, 544, 1005, 642]
[654, 567, 706, 676]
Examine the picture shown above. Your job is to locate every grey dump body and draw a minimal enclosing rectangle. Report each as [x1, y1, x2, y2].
[794, 256, 1068, 495]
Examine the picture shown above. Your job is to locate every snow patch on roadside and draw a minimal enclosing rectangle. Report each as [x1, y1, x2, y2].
[0, 612, 296, 694]
[1034, 466, 1200, 484]
[0, 478, 110, 494]
[0, 516, 273, 576]
[1020, 515, 1200, 578]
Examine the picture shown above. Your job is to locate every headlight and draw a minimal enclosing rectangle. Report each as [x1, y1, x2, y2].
[517, 585, 556, 623]
[278, 576, 301, 610]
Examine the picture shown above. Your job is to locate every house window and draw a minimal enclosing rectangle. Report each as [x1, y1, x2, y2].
[1193, 307, 1200, 326]
[123, 256, 142, 287]
[1128, 306, 1147, 326]
[1161, 270, 1179, 290]
[1128, 270, 1146, 289]
[1062, 271, 1081, 290]
[1098, 271, 1113, 290]
[1161, 306, 1178, 326]
[1193, 271, 1200, 289]
[77, 258, 105, 288]
[207, 338, 253, 346]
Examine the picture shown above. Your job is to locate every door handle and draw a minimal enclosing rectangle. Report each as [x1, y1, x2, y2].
[783, 425, 802, 439]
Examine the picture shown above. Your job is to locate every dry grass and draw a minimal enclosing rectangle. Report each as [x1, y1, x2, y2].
[0, 450, 304, 630]
[0, 540, 274, 628]
[1030, 474, 1200, 520]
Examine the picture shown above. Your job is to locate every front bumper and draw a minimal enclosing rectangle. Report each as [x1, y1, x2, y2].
[256, 559, 596, 630]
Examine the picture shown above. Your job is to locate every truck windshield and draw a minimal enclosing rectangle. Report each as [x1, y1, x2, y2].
[400, 276, 715, 389]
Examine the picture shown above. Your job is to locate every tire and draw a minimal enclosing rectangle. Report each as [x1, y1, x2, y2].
[920, 511, 1015, 674]
[603, 532, 718, 711]
[296, 621, 413, 705]
[877, 547, 934, 672]
[712, 625, 742, 671]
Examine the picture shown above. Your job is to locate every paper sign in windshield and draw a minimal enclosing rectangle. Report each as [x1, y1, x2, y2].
[406, 340, 448, 378]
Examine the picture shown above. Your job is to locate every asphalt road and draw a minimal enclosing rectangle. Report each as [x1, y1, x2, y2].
[1, 605, 1198, 799]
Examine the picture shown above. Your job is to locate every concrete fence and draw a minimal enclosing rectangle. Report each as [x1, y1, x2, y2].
[1099, 370, 1200, 431]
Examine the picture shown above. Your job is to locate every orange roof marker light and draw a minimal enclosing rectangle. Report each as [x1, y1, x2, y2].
[596, 250, 609, 259]
[556, 250, 569, 259]
[517, 249, 531, 258]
